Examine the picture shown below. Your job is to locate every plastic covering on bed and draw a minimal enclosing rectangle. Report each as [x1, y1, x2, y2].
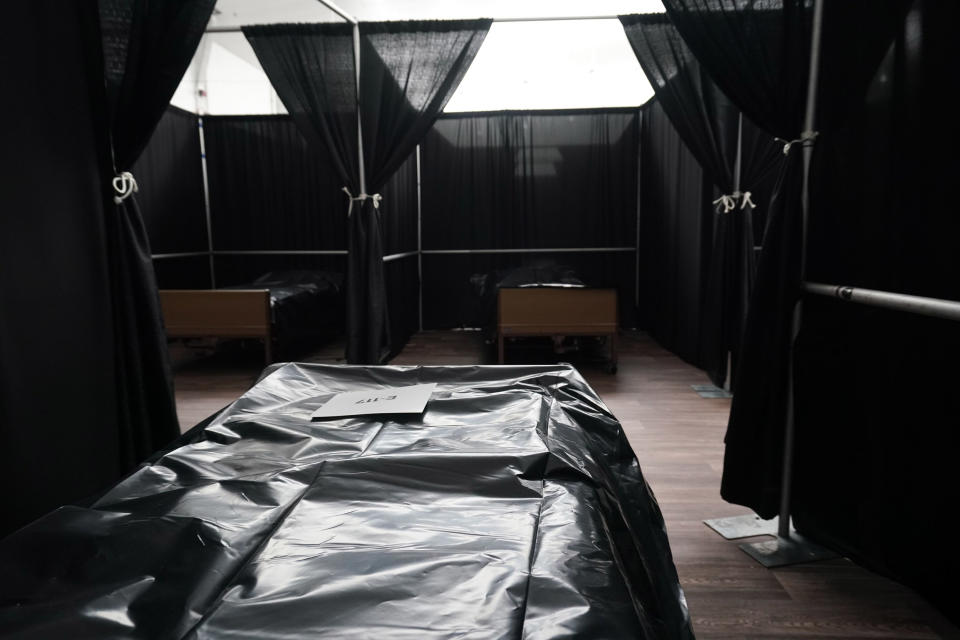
[228, 269, 344, 343]
[0, 364, 693, 639]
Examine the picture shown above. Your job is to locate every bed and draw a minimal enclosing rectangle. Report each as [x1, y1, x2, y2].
[160, 269, 344, 363]
[472, 264, 619, 371]
[0, 364, 693, 639]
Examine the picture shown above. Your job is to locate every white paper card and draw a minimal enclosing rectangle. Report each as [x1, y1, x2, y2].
[311, 383, 437, 420]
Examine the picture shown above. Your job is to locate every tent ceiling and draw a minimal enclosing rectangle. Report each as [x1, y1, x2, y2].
[173, 1, 663, 115]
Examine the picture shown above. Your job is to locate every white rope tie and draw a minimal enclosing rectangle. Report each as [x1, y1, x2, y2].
[112, 171, 138, 204]
[775, 130, 819, 155]
[713, 191, 757, 213]
[713, 193, 738, 213]
[342, 186, 382, 215]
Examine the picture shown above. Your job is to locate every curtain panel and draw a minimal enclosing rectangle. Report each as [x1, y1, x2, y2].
[621, 13, 782, 388]
[659, 0, 912, 518]
[245, 20, 490, 364]
[98, 0, 215, 469]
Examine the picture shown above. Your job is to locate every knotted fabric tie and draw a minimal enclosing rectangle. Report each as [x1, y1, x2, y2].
[713, 191, 757, 213]
[112, 171, 138, 204]
[342, 186, 382, 215]
[713, 193, 738, 213]
[775, 130, 819, 156]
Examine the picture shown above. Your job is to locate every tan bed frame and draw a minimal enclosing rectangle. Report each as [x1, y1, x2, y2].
[159, 289, 273, 364]
[497, 288, 618, 372]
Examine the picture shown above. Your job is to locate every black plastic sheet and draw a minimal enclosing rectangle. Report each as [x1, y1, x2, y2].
[0, 364, 693, 639]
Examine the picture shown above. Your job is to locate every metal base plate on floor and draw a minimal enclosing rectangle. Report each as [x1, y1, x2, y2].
[691, 384, 733, 398]
[704, 514, 780, 540]
[739, 532, 840, 567]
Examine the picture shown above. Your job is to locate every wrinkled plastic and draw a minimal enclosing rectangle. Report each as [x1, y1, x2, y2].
[0, 364, 693, 639]
[226, 270, 345, 344]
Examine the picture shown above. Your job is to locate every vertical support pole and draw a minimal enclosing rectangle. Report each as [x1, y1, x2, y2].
[417, 144, 423, 332]
[198, 116, 216, 288]
[635, 108, 642, 311]
[353, 22, 366, 195]
[778, 0, 825, 541]
[725, 112, 744, 392]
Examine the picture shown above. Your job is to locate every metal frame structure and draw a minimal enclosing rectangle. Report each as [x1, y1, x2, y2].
[203, 13, 626, 34]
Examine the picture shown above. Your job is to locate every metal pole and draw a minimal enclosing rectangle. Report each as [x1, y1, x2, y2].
[353, 23, 366, 195]
[635, 108, 642, 310]
[197, 116, 216, 288]
[778, 0, 826, 540]
[804, 283, 960, 322]
[733, 112, 743, 193]
[315, 0, 357, 24]
[204, 15, 622, 34]
[736, 0, 838, 568]
[417, 144, 424, 332]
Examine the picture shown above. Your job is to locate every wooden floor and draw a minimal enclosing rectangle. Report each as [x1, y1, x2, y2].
[171, 330, 958, 639]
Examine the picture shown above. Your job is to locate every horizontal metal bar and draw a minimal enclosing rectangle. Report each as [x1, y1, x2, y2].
[422, 247, 636, 255]
[151, 252, 209, 260]
[496, 15, 620, 22]
[383, 251, 418, 263]
[804, 282, 960, 322]
[212, 250, 348, 256]
[204, 14, 623, 34]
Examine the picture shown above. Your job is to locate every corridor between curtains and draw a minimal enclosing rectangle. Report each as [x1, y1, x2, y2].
[244, 20, 491, 364]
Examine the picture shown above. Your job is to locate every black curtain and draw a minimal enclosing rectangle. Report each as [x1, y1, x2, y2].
[637, 101, 710, 364]
[660, 0, 912, 517]
[795, 0, 960, 622]
[622, 13, 782, 388]
[133, 106, 209, 289]
[420, 109, 638, 329]
[244, 20, 490, 364]
[98, 0, 215, 467]
[203, 115, 348, 255]
[381, 152, 420, 355]
[0, 2, 119, 535]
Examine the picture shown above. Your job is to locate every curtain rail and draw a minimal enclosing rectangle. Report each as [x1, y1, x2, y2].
[151, 252, 209, 260]
[204, 14, 623, 34]
[804, 282, 960, 322]
[213, 250, 348, 256]
[383, 251, 418, 262]
[422, 247, 635, 255]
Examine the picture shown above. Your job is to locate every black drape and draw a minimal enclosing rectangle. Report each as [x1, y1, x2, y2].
[98, 0, 214, 467]
[203, 115, 348, 255]
[421, 109, 638, 329]
[621, 13, 782, 388]
[1, 2, 120, 535]
[660, 0, 912, 517]
[637, 101, 710, 364]
[795, 0, 960, 622]
[133, 106, 209, 289]
[244, 21, 490, 364]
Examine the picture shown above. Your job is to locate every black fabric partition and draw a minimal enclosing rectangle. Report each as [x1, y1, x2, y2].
[381, 152, 420, 354]
[245, 20, 490, 364]
[660, 0, 912, 518]
[203, 115, 348, 255]
[132, 106, 207, 255]
[621, 13, 782, 389]
[97, 0, 214, 469]
[637, 101, 710, 365]
[420, 109, 639, 329]
[795, 0, 960, 622]
[0, 2, 120, 536]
